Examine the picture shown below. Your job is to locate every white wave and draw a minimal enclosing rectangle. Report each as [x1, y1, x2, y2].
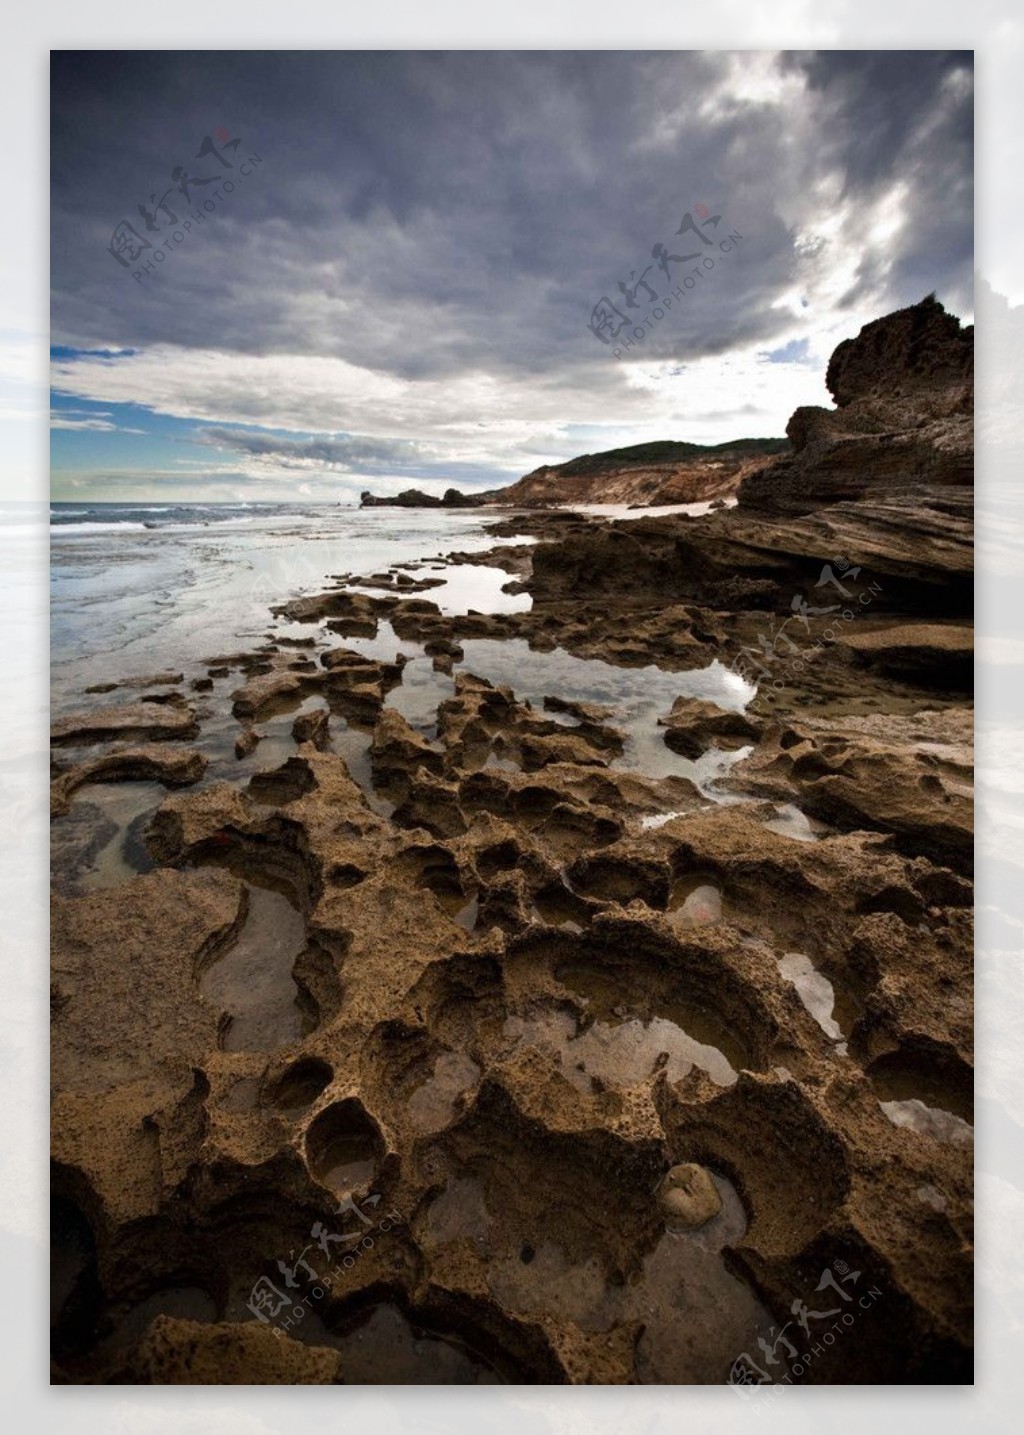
[639, 812, 689, 830]
[162, 515, 259, 530]
[50, 521, 149, 534]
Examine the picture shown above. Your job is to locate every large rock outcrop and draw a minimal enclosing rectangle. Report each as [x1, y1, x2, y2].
[738, 296, 973, 515]
[359, 487, 483, 508]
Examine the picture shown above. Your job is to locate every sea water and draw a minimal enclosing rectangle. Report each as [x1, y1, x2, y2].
[50, 501, 532, 711]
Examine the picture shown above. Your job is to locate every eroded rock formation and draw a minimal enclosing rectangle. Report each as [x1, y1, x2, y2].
[51, 296, 973, 1385]
[738, 296, 973, 515]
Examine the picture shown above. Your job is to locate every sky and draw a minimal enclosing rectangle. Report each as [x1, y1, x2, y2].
[49, 50, 974, 504]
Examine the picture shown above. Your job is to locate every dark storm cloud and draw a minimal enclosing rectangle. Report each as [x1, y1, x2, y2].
[51, 50, 973, 380]
[785, 51, 973, 192]
[783, 50, 973, 312]
[49, 49, 974, 504]
[197, 426, 421, 469]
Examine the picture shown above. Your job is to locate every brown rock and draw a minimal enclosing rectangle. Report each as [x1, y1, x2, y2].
[234, 726, 261, 759]
[144, 781, 256, 863]
[293, 707, 331, 748]
[659, 697, 762, 759]
[657, 1164, 723, 1228]
[727, 709, 973, 863]
[739, 297, 972, 515]
[493, 441, 788, 508]
[50, 744, 207, 817]
[85, 671, 183, 693]
[118, 1316, 342, 1383]
[836, 622, 972, 689]
[370, 708, 444, 790]
[231, 670, 312, 719]
[51, 701, 199, 747]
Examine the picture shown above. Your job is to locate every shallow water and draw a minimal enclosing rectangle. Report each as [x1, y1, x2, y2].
[329, 1302, 504, 1383]
[530, 884, 590, 931]
[53, 507, 764, 822]
[316, 1141, 379, 1195]
[423, 1175, 492, 1250]
[57, 780, 163, 891]
[504, 1002, 740, 1091]
[350, 560, 533, 617]
[447, 641, 754, 793]
[103, 1286, 218, 1349]
[450, 637, 754, 718]
[305, 1101, 382, 1197]
[199, 884, 309, 1052]
[667, 877, 724, 928]
[879, 1098, 973, 1146]
[555, 958, 747, 1082]
[559, 499, 736, 522]
[407, 1052, 482, 1132]
[424, 1165, 776, 1382]
[777, 952, 849, 1044]
[332, 625, 756, 791]
[51, 505, 533, 712]
[762, 802, 830, 842]
[869, 1061, 973, 1145]
[380, 657, 453, 737]
[199, 692, 332, 784]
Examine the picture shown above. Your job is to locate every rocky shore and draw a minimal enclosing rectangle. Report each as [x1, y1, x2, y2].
[51, 297, 972, 1385]
[359, 487, 488, 509]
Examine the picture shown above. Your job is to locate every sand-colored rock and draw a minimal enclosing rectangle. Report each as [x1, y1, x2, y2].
[51, 701, 199, 747]
[50, 744, 207, 817]
[726, 709, 973, 863]
[659, 697, 763, 759]
[231, 669, 312, 719]
[85, 670, 183, 693]
[657, 1163, 723, 1228]
[292, 707, 331, 748]
[115, 1316, 342, 1383]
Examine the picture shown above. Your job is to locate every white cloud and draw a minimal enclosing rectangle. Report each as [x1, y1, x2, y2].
[49, 326, 831, 486]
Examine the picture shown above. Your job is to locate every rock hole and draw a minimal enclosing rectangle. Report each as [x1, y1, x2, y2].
[305, 1098, 383, 1197]
[267, 1056, 333, 1113]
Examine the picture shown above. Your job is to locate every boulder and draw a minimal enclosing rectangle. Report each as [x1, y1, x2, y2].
[657, 1163, 723, 1228]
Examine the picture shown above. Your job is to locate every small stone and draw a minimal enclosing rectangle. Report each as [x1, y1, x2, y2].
[235, 727, 261, 759]
[657, 1163, 722, 1229]
[292, 708, 330, 748]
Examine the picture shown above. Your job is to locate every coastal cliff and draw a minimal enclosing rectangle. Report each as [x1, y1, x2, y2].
[738, 295, 973, 514]
[358, 440, 791, 510]
[493, 438, 790, 508]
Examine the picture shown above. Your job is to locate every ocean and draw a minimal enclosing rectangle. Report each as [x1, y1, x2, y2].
[48, 497, 753, 786]
[50, 501, 533, 711]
